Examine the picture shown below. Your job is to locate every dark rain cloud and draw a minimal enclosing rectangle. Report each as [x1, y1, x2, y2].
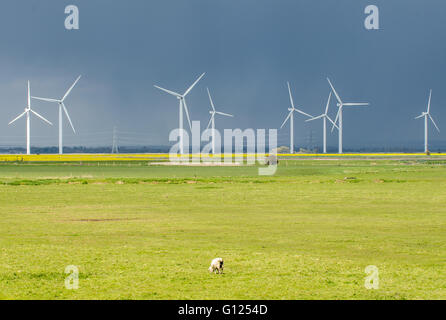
[0, 0, 445, 150]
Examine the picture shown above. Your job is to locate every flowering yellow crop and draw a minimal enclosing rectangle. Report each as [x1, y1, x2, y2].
[0, 153, 433, 162]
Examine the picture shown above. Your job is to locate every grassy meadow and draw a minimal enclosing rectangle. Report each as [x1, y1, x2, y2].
[0, 157, 445, 299]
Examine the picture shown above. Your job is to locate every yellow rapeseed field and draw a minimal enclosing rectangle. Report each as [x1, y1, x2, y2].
[0, 152, 434, 162]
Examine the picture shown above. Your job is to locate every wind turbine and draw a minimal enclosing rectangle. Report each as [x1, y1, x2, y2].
[280, 82, 313, 153]
[206, 88, 233, 154]
[32, 75, 81, 154]
[8, 81, 53, 155]
[327, 77, 369, 154]
[415, 89, 440, 153]
[154, 73, 205, 154]
[305, 91, 339, 153]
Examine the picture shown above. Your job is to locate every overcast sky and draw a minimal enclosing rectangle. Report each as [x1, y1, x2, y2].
[0, 0, 445, 150]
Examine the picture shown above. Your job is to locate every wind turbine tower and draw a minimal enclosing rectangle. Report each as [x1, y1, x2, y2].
[8, 81, 53, 155]
[306, 91, 338, 153]
[206, 88, 233, 154]
[415, 89, 440, 153]
[327, 77, 369, 154]
[280, 82, 313, 153]
[32, 75, 81, 154]
[154, 73, 205, 154]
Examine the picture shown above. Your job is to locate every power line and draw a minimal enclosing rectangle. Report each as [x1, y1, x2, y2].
[111, 126, 119, 153]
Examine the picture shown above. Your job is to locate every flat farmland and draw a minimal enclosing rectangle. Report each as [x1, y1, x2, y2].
[0, 159, 445, 299]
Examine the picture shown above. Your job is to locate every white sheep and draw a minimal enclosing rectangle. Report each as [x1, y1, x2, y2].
[208, 258, 224, 274]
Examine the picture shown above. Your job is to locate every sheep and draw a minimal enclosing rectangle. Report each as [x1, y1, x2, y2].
[208, 258, 224, 274]
[264, 155, 278, 165]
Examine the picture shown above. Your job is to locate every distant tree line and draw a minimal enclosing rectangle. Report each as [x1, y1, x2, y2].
[0, 146, 171, 154]
[0, 145, 443, 154]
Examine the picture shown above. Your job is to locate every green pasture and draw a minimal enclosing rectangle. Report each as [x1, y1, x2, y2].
[0, 159, 445, 299]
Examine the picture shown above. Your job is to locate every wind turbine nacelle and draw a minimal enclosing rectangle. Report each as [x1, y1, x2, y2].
[209, 111, 214, 114]
[288, 108, 293, 111]
[337, 103, 342, 107]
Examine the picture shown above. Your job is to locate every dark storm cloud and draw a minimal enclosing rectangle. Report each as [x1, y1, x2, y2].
[0, 0, 445, 150]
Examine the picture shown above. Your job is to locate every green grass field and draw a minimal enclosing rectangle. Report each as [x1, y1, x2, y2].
[0, 159, 445, 299]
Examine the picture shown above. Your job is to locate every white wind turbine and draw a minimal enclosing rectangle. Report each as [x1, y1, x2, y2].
[32, 75, 81, 154]
[154, 73, 205, 154]
[206, 88, 233, 154]
[280, 82, 313, 153]
[415, 89, 440, 153]
[327, 77, 369, 154]
[305, 91, 339, 153]
[8, 81, 53, 155]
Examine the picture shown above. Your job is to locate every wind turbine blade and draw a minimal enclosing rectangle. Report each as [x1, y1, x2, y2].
[326, 77, 342, 104]
[31, 96, 60, 103]
[8, 111, 27, 125]
[414, 114, 424, 119]
[429, 114, 440, 132]
[30, 109, 52, 125]
[427, 89, 432, 113]
[207, 88, 215, 111]
[305, 114, 324, 122]
[280, 111, 292, 129]
[62, 103, 76, 133]
[27, 81, 31, 107]
[327, 115, 339, 130]
[206, 114, 214, 130]
[215, 111, 233, 117]
[295, 108, 313, 118]
[183, 72, 205, 97]
[287, 82, 295, 109]
[331, 108, 341, 132]
[62, 75, 81, 101]
[343, 103, 369, 106]
[324, 91, 332, 115]
[154, 85, 182, 97]
[182, 99, 192, 130]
